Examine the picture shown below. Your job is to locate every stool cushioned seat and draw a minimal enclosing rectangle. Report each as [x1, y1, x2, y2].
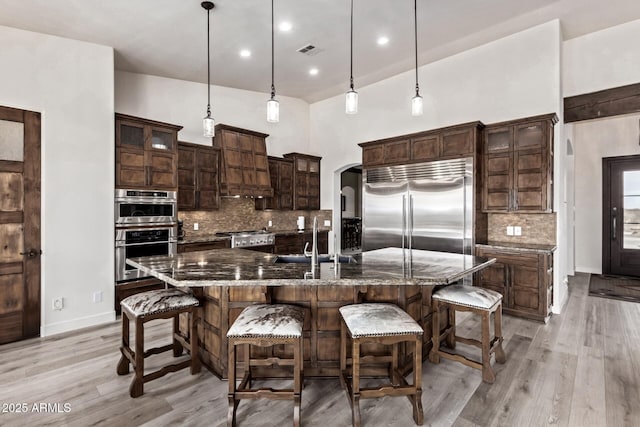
[227, 304, 304, 338]
[432, 284, 501, 310]
[121, 289, 199, 318]
[339, 303, 424, 338]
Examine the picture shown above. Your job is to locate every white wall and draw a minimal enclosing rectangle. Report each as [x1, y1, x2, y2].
[311, 20, 567, 311]
[115, 71, 310, 153]
[563, 18, 640, 97]
[563, 18, 640, 274]
[0, 25, 115, 336]
[571, 113, 640, 273]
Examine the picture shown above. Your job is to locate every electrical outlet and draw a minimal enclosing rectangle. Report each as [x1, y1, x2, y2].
[193, 222, 199, 231]
[93, 291, 103, 303]
[53, 297, 63, 311]
[514, 226, 522, 236]
[268, 220, 273, 227]
[506, 226, 514, 236]
[324, 220, 331, 227]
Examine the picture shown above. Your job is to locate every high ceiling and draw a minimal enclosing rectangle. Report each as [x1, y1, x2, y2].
[1, 0, 640, 102]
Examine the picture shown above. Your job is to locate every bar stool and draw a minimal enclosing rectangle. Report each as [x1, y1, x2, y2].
[430, 284, 506, 383]
[339, 303, 424, 427]
[116, 288, 200, 398]
[227, 304, 305, 427]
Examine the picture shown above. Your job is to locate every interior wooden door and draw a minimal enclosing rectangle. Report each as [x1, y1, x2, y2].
[0, 105, 41, 344]
[603, 155, 640, 277]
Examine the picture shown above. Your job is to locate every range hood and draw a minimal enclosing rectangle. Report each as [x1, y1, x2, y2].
[214, 124, 274, 198]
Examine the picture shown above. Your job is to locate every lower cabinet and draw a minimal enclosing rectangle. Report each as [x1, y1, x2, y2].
[177, 239, 230, 253]
[274, 231, 328, 255]
[475, 245, 553, 322]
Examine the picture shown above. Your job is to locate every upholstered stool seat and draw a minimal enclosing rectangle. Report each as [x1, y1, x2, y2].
[339, 303, 424, 427]
[117, 288, 201, 398]
[430, 284, 506, 383]
[227, 304, 305, 427]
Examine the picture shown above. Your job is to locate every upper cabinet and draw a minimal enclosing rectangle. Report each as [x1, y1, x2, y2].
[177, 141, 221, 211]
[482, 113, 557, 213]
[359, 121, 483, 168]
[214, 124, 273, 198]
[115, 114, 182, 190]
[284, 152, 321, 210]
[255, 156, 294, 210]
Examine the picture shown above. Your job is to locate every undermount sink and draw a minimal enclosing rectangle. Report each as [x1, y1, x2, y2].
[273, 254, 357, 264]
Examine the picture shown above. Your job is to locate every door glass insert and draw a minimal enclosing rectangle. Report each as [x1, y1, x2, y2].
[120, 124, 145, 148]
[0, 119, 24, 161]
[151, 130, 173, 151]
[623, 170, 640, 249]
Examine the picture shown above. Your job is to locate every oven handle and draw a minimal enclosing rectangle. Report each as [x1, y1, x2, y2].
[115, 240, 174, 248]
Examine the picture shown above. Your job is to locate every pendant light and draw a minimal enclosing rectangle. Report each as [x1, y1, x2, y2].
[267, 0, 279, 123]
[411, 0, 423, 116]
[202, 1, 215, 137]
[345, 0, 358, 114]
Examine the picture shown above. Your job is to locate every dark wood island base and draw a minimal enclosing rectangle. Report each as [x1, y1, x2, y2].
[185, 284, 444, 379]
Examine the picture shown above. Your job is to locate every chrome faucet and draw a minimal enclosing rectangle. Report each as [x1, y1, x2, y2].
[303, 216, 319, 270]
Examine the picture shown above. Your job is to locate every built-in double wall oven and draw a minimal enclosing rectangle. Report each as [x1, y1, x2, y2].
[115, 189, 177, 282]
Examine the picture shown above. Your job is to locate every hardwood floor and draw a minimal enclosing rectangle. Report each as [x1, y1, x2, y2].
[1, 273, 639, 426]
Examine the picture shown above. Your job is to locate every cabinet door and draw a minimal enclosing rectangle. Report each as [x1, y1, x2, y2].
[147, 150, 177, 189]
[116, 147, 147, 188]
[149, 126, 175, 152]
[279, 160, 294, 210]
[513, 149, 547, 211]
[197, 147, 220, 210]
[441, 128, 473, 157]
[509, 256, 540, 315]
[485, 126, 512, 154]
[514, 121, 546, 151]
[383, 139, 410, 165]
[362, 145, 384, 168]
[483, 153, 513, 211]
[411, 135, 439, 162]
[177, 145, 197, 210]
[476, 260, 509, 302]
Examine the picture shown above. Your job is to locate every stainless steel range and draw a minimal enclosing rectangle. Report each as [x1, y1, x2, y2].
[217, 230, 275, 249]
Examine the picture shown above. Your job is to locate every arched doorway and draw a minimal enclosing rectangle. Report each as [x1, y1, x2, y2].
[332, 163, 362, 254]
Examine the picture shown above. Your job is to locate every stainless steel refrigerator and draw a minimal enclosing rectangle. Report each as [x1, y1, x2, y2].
[362, 157, 473, 255]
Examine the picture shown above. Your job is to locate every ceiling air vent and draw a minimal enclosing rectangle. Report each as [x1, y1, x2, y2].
[297, 44, 322, 56]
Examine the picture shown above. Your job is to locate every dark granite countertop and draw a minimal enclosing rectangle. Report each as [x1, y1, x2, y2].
[477, 241, 557, 253]
[126, 247, 495, 287]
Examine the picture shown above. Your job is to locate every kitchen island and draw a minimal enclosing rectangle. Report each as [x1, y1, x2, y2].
[127, 247, 495, 378]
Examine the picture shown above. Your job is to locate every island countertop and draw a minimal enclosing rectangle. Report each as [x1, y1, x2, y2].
[126, 247, 495, 287]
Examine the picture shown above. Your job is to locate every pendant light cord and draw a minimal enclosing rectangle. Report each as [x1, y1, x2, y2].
[349, 0, 354, 90]
[271, 0, 275, 98]
[207, 6, 211, 114]
[414, 0, 419, 96]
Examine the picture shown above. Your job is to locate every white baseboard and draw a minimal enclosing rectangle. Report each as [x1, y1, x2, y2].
[41, 311, 116, 337]
[575, 266, 601, 275]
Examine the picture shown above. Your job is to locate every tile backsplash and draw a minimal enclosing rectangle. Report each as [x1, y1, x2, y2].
[487, 213, 556, 245]
[179, 197, 332, 237]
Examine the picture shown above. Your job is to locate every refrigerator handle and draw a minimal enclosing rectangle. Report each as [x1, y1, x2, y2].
[408, 195, 414, 250]
[402, 194, 407, 249]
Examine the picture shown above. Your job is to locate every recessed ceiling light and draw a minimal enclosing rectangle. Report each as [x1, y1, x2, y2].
[239, 49, 251, 58]
[377, 36, 389, 46]
[279, 21, 292, 32]
[309, 68, 319, 76]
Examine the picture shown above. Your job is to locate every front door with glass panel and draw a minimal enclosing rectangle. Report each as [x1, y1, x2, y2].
[603, 155, 640, 277]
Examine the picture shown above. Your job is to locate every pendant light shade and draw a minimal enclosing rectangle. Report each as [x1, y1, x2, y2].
[202, 1, 215, 137]
[267, 0, 279, 123]
[411, 0, 423, 117]
[345, 0, 358, 115]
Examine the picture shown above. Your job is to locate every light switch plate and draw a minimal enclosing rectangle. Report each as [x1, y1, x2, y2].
[506, 226, 514, 236]
[514, 226, 522, 236]
[193, 222, 199, 231]
[324, 220, 331, 227]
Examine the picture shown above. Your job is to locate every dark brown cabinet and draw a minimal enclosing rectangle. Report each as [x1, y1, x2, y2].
[255, 157, 294, 210]
[178, 141, 221, 211]
[283, 153, 321, 210]
[475, 245, 553, 322]
[214, 124, 272, 197]
[274, 231, 328, 255]
[177, 239, 230, 253]
[360, 122, 483, 168]
[482, 113, 557, 212]
[115, 113, 182, 190]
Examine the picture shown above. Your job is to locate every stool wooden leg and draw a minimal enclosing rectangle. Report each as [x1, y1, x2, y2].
[391, 342, 399, 385]
[429, 300, 441, 364]
[446, 307, 456, 349]
[172, 314, 184, 357]
[243, 343, 251, 389]
[480, 311, 495, 384]
[413, 336, 424, 425]
[494, 304, 506, 364]
[340, 321, 347, 392]
[130, 318, 144, 398]
[351, 339, 361, 427]
[227, 340, 238, 427]
[190, 309, 201, 374]
[117, 314, 130, 375]
[293, 337, 302, 427]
